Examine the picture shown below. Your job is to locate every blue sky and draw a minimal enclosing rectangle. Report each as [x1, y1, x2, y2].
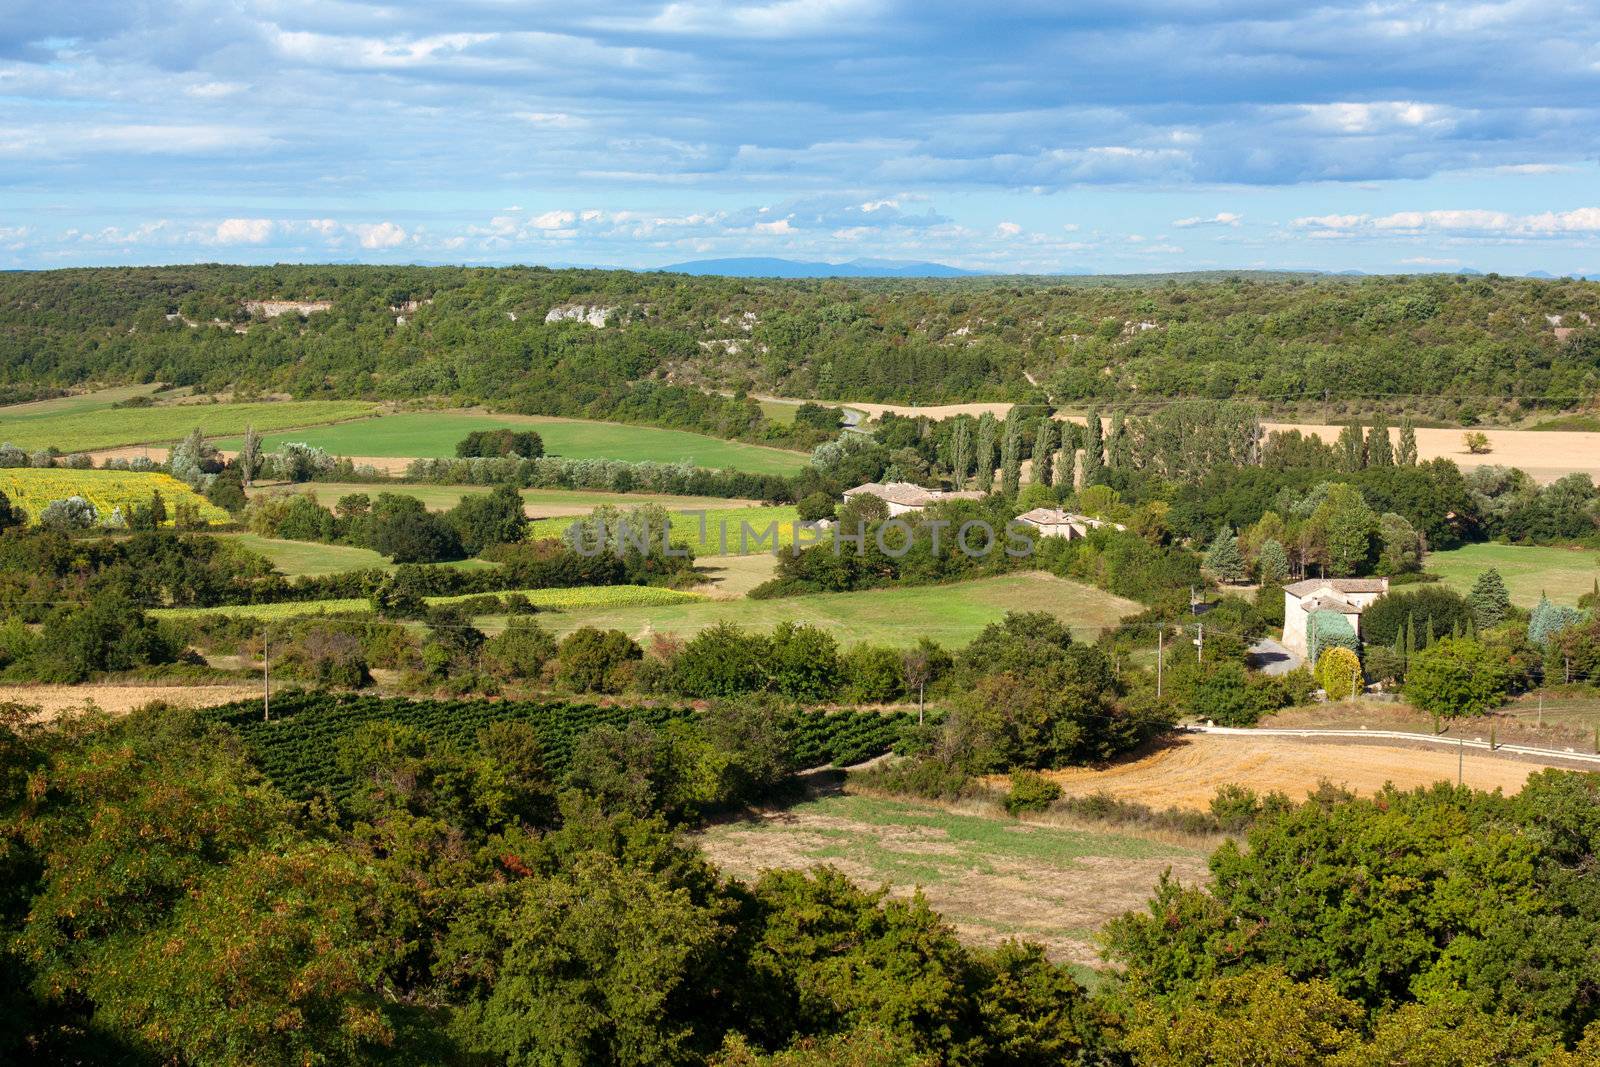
[2, 0, 1598, 274]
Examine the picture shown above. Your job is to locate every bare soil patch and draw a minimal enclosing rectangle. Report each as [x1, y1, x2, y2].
[1041, 733, 1571, 810]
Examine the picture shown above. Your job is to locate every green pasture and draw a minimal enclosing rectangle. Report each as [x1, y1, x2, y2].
[1424, 542, 1599, 608]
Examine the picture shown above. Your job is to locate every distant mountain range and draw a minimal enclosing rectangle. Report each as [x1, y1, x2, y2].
[653, 257, 990, 278]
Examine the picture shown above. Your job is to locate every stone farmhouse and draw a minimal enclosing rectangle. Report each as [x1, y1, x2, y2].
[841, 482, 985, 516]
[1281, 577, 1389, 659]
[1013, 508, 1126, 540]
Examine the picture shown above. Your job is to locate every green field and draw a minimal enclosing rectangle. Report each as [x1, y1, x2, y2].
[249, 482, 760, 516]
[217, 533, 497, 578]
[0, 399, 376, 452]
[485, 572, 1140, 647]
[154, 584, 703, 621]
[216, 411, 810, 474]
[528, 504, 805, 555]
[1425, 542, 1600, 607]
[0, 383, 169, 418]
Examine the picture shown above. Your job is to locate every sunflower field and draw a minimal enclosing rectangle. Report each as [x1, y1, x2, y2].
[0, 468, 229, 527]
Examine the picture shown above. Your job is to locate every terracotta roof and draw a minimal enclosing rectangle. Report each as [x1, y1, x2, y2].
[1284, 577, 1389, 597]
[1302, 594, 1361, 613]
[1016, 507, 1077, 525]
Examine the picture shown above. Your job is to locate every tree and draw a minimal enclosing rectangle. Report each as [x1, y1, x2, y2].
[1376, 512, 1421, 574]
[556, 627, 642, 693]
[1463, 431, 1492, 454]
[238, 425, 262, 487]
[973, 413, 997, 492]
[167, 427, 220, 489]
[1336, 423, 1366, 472]
[796, 492, 836, 523]
[1256, 539, 1290, 586]
[999, 417, 1022, 497]
[39, 496, 97, 531]
[1106, 410, 1132, 471]
[1528, 595, 1584, 648]
[1366, 415, 1394, 467]
[1033, 417, 1056, 487]
[482, 620, 558, 679]
[0, 489, 27, 529]
[1203, 526, 1247, 584]
[1082, 408, 1105, 486]
[948, 417, 971, 490]
[445, 484, 528, 555]
[1468, 568, 1512, 630]
[369, 506, 463, 563]
[1404, 636, 1513, 717]
[1396, 417, 1418, 465]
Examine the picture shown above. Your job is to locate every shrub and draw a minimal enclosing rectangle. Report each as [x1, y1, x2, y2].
[482, 621, 558, 679]
[1316, 647, 1363, 700]
[1306, 610, 1358, 666]
[39, 496, 97, 531]
[555, 627, 642, 693]
[841, 643, 905, 704]
[796, 492, 836, 523]
[1003, 769, 1062, 815]
[852, 757, 973, 801]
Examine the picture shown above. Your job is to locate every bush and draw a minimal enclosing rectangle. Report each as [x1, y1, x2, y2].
[1316, 647, 1363, 700]
[482, 621, 557, 679]
[1003, 770, 1062, 815]
[1185, 662, 1285, 727]
[841, 643, 905, 703]
[1306, 610, 1359, 666]
[796, 492, 836, 523]
[555, 627, 642, 693]
[39, 496, 97, 531]
[852, 756, 973, 801]
[368, 508, 463, 563]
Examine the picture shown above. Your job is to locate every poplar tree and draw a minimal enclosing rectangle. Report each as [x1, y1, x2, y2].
[974, 413, 997, 492]
[1397, 417, 1419, 465]
[239, 426, 263, 487]
[1033, 417, 1056, 486]
[1367, 414, 1394, 466]
[1107, 410, 1131, 471]
[1000, 417, 1023, 497]
[1082, 407, 1105, 486]
[1336, 423, 1366, 472]
[949, 418, 972, 489]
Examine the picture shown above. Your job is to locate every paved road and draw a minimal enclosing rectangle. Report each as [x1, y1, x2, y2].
[1247, 637, 1302, 676]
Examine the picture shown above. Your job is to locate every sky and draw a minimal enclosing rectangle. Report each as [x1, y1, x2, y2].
[1, 0, 1599, 275]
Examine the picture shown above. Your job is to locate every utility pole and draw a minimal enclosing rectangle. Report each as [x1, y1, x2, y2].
[1195, 623, 1204, 664]
[1458, 738, 1463, 787]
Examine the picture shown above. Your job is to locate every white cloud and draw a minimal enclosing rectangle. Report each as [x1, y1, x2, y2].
[353, 221, 408, 248]
[753, 217, 794, 234]
[1401, 256, 1459, 265]
[214, 218, 274, 244]
[531, 210, 577, 230]
[1173, 212, 1242, 228]
[1295, 207, 1600, 236]
[996, 221, 1022, 237]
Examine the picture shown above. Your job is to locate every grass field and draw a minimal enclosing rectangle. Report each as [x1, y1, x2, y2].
[696, 791, 1205, 965]
[217, 533, 496, 577]
[0, 384, 167, 419]
[484, 572, 1141, 647]
[153, 584, 703, 621]
[252, 482, 761, 518]
[0, 468, 229, 526]
[528, 504, 805, 555]
[1425, 542, 1600, 607]
[0, 399, 376, 452]
[214, 411, 810, 474]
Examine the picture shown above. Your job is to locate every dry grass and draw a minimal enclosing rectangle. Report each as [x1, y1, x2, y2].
[1040, 732, 1574, 811]
[0, 682, 261, 721]
[696, 789, 1207, 967]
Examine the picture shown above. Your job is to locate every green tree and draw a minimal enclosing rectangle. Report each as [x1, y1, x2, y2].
[1366, 415, 1394, 467]
[1316, 647, 1363, 700]
[445, 483, 529, 555]
[973, 413, 997, 492]
[1404, 636, 1513, 717]
[556, 627, 643, 693]
[1396, 417, 1419, 465]
[1256, 538, 1290, 586]
[1468, 568, 1512, 630]
[1082, 408, 1105, 486]
[948, 417, 971, 490]
[1336, 423, 1366, 472]
[999, 416, 1022, 497]
[1033, 417, 1056, 487]
[238, 425, 263, 486]
[1203, 526, 1247, 584]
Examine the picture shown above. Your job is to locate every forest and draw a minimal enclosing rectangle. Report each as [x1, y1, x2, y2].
[2, 265, 1597, 421]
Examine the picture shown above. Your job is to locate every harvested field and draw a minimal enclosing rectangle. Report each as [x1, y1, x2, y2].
[696, 791, 1207, 967]
[1, 683, 261, 720]
[1042, 732, 1574, 810]
[1264, 422, 1600, 485]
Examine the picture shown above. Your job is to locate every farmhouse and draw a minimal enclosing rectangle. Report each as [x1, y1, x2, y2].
[841, 481, 984, 516]
[1014, 508, 1125, 539]
[1281, 577, 1389, 659]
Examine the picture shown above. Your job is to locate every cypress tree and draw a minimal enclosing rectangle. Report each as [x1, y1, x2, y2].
[1107, 410, 1130, 470]
[1404, 615, 1416, 662]
[1083, 407, 1105, 486]
[1397, 417, 1419, 465]
[1367, 414, 1394, 467]
[974, 413, 997, 492]
[1000, 417, 1023, 497]
[1034, 417, 1056, 487]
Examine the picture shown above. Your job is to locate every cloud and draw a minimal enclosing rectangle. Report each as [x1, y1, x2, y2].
[1173, 212, 1242, 228]
[996, 221, 1022, 237]
[352, 222, 408, 249]
[213, 218, 273, 244]
[530, 210, 577, 230]
[1294, 208, 1600, 236]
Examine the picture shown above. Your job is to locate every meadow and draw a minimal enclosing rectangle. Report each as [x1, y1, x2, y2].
[153, 584, 704, 621]
[0, 399, 376, 452]
[481, 572, 1140, 647]
[1424, 542, 1600, 607]
[527, 504, 805, 555]
[214, 411, 810, 474]
[0, 468, 228, 526]
[217, 532, 499, 578]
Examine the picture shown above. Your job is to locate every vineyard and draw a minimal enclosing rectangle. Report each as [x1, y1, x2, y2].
[154, 583, 704, 621]
[0, 468, 230, 527]
[529, 504, 806, 556]
[202, 691, 919, 800]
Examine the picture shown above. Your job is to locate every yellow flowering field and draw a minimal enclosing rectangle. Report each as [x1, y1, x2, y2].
[0, 468, 230, 527]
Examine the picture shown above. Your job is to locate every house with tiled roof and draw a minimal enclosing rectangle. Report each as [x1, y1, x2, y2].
[1013, 508, 1126, 540]
[1281, 577, 1389, 659]
[841, 481, 984, 516]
